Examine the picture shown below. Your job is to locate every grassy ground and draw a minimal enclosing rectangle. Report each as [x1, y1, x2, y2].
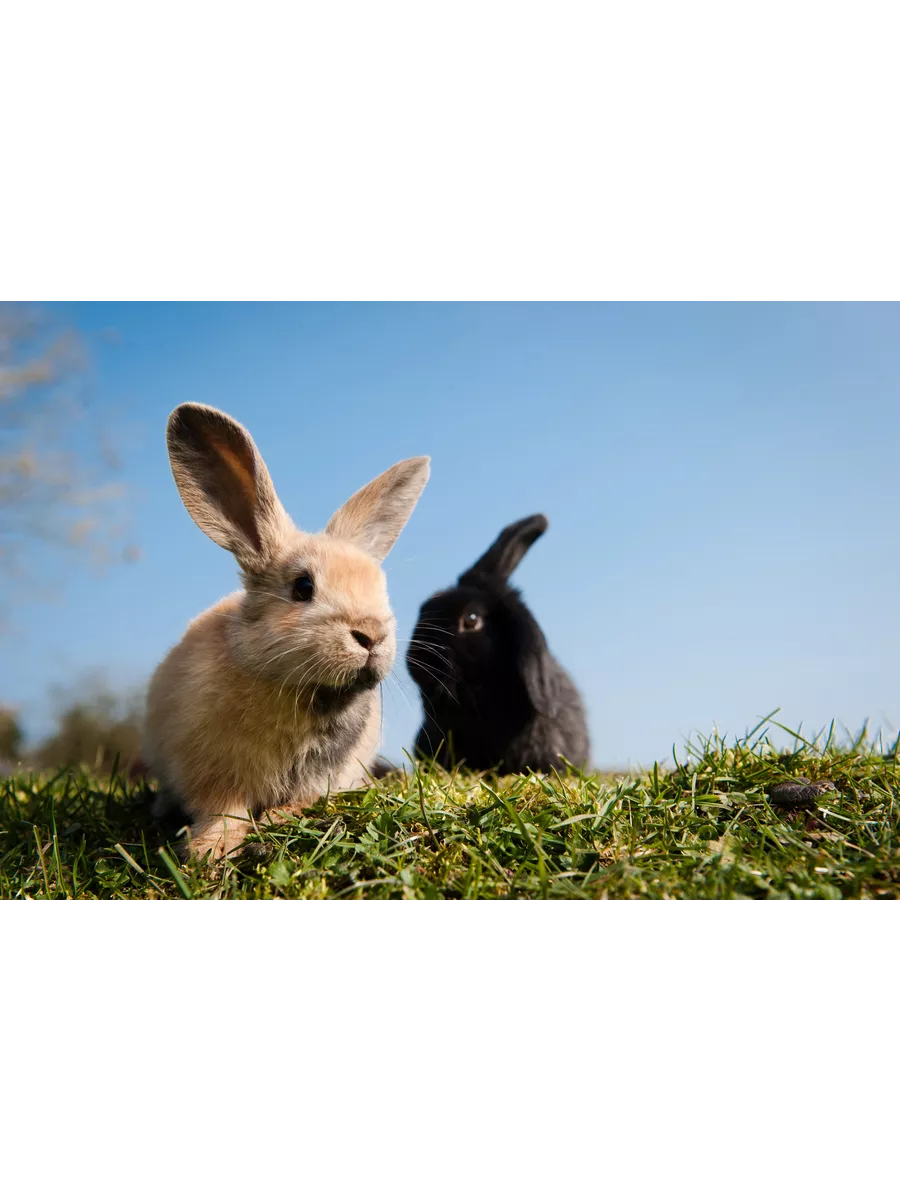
[2, 722, 899, 898]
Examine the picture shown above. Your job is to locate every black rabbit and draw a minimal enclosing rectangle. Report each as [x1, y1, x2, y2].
[407, 514, 589, 773]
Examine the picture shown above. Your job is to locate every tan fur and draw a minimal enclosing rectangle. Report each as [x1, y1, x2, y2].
[145, 590, 383, 858]
[325, 456, 434, 560]
[143, 404, 429, 860]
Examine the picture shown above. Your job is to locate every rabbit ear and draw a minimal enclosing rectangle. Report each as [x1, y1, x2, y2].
[326, 456, 430, 561]
[166, 403, 291, 571]
[512, 609, 557, 716]
[458, 514, 548, 585]
[520, 649, 556, 716]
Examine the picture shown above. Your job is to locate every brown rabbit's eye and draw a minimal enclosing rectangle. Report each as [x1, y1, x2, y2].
[459, 611, 484, 633]
[292, 572, 314, 602]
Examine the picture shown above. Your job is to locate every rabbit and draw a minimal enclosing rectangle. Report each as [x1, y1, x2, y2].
[143, 402, 429, 859]
[406, 514, 589, 775]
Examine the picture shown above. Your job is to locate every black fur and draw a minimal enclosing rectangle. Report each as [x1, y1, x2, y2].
[310, 666, 381, 717]
[407, 514, 589, 774]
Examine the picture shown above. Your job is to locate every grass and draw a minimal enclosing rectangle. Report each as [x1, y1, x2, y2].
[2, 719, 899, 899]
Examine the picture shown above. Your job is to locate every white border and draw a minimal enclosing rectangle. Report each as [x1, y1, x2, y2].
[3, 905, 895, 1196]
[3, 2, 897, 299]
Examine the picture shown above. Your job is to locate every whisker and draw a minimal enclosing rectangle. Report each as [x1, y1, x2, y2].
[400, 639, 456, 669]
[384, 672, 419, 720]
[249, 590, 293, 605]
[255, 643, 303, 680]
[287, 660, 322, 706]
[406, 657, 458, 704]
[276, 656, 311, 706]
[405, 654, 455, 684]
[398, 634, 454, 655]
[293, 657, 332, 726]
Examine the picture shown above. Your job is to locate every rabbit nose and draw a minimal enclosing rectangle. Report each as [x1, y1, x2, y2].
[348, 617, 385, 652]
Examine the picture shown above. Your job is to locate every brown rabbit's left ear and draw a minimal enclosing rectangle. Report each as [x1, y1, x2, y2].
[166, 403, 292, 571]
[326, 456, 430, 561]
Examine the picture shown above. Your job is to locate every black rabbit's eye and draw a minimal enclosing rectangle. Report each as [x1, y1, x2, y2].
[292, 572, 314, 602]
[459, 611, 484, 633]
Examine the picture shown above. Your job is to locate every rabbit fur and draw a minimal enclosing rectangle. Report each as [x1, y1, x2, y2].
[143, 403, 429, 859]
[407, 514, 589, 774]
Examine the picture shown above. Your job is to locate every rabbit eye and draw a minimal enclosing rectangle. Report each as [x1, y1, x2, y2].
[459, 611, 483, 633]
[292, 572, 315, 602]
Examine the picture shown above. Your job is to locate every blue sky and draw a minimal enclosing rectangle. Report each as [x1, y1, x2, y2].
[3, 302, 900, 765]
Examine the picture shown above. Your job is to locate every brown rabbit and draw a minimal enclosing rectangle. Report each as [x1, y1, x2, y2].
[143, 403, 429, 860]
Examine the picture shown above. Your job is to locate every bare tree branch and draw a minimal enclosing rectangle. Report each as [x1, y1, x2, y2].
[0, 303, 139, 625]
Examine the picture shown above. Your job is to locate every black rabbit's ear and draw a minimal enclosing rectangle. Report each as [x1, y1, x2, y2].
[458, 514, 549, 585]
[521, 652, 556, 716]
[512, 609, 557, 716]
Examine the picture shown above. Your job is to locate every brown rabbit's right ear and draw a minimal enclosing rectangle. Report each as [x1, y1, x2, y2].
[325, 456, 430, 561]
[166, 403, 291, 571]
